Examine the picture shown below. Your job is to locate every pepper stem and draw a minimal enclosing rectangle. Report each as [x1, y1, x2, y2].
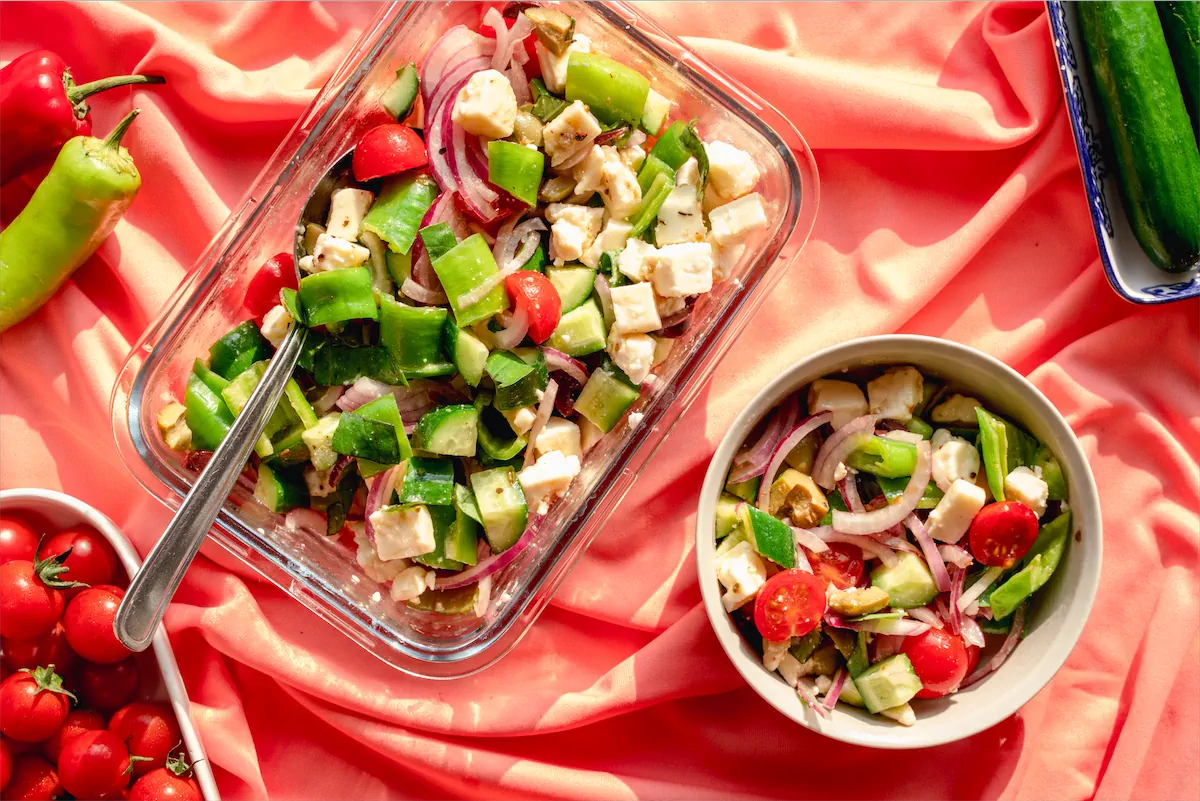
[104, 109, 141, 149]
[68, 74, 166, 104]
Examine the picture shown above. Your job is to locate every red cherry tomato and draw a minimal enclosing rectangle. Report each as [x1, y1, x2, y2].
[505, 271, 562, 344]
[2, 623, 76, 675]
[0, 556, 73, 641]
[79, 658, 140, 712]
[63, 587, 129, 664]
[37, 526, 118, 594]
[3, 754, 60, 800]
[108, 702, 181, 776]
[128, 751, 201, 801]
[43, 708, 105, 762]
[901, 628, 970, 699]
[0, 668, 73, 743]
[0, 517, 39, 564]
[58, 729, 132, 800]
[966, 643, 982, 676]
[805, 542, 864, 590]
[1, 737, 11, 791]
[352, 124, 429, 182]
[969, 501, 1039, 568]
[243, 253, 298, 321]
[753, 569, 827, 642]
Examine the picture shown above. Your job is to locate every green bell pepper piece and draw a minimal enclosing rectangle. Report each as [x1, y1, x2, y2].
[491, 348, 549, 411]
[208, 320, 271, 380]
[877, 476, 943, 509]
[432, 234, 510, 326]
[379, 296, 452, 376]
[192, 359, 229, 396]
[565, 52, 649, 126]
[988, 511, 1072, 621]
[299, 267, 378, 326]
[351, 394, 413, 477]
[626, 171, 674, 237]
[819, 489, 848, 526]
[386, 250, 412, 287]
[280, 287, 305, 326]
[520, 243, 547, 273]
[636, 153, 676, 195]
[419, 223, 459, 262]
[485, 350, 534, 387]
[488, 140, 544, 207]
[905, 416, 934, 439]
[331, 413, 401, 464]
[846, 436, 918, 478]
[184, 372, 235, 451]
[361, 173, 439, 255]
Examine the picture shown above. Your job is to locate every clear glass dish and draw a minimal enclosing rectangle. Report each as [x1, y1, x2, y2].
[110, 0, 820, 678]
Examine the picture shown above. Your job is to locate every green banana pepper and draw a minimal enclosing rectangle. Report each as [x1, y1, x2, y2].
[846, 436, 918, 478]
[298, 267, 378, 326]
[565, 52, 649, 127]
[361, 173, 439, 255]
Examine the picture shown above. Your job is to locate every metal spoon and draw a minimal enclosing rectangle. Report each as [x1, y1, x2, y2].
[115, 151, 357, 651]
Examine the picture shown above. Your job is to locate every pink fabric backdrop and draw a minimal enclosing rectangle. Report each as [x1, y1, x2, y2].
[2, 2, 1198, 798]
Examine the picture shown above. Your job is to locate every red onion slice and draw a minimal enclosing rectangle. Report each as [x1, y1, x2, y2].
[938, 543, 974, 569]
[658, 308, 692, 331]
[872, 634, 904, 660]
[838, 472, 866, 513]
[831, 441, 932, 535]
[790, 525, 830, 554]
[960, 615, 986, 648]
[310, 386, 345, 416]
[796, 678, 831, 719]
[794, 546, 813, 574]
[543, 348, 589, 385]
[423, 27, 491, 103]
[728, 396, 800, 484]
[523, 378, 559, 468]
[492, 305, 529, 350]
[959, 603, 1025, 689]
[879, 536, 919, 553]
[593, 275, 614, 328]
[823, 667, 847, 710]
[810, 527, 898, 567]
[364, 465, 403, 544]
[956, 565, 1004, 612]
[754, 412, 834, 512]
[908, 606, 944, 630]
[905, 513, 951, 593]
[283, 508, 326, 537]
[812, 414, 878, 489]
[327, 454, 355, 489]
[336, 377, 392, 412]
[437, 515, 543, 589]
[392, 385, 433, 413]
[594, 125, 631, 145]
[402, 277, 449, 305]
[946, 566, 964, 634]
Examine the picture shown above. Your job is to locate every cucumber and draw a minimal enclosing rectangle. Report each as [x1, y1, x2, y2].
[382, 63, 420, 120]
[412, 404, 478, 457]
[575, 358, 639, 433]
[406, 584, 479, 615]
[254, 463, 308, 513]
[397, 456, 455, 506]
[493, 349, 549, 411]
[724, 476, 760, 503]
[743, 505, 795, 568]
[351, 394, 413, 478]
[414, 504, 464, 571]
[469, 467, 528, 551]
[1078, 1, 1200, 272]
[641, 88, 671, 136]
[715, 492, 744, 539]
[446, 487, 480, 565]
[852, 654, 923, 714]
[443, 319, 489, 387]
[208, 321, 271, 380]
[870, 551, 937, 609]
[1158, 1, 1200, 137]
[545, 299, 606, 357]
[546, 265, 598, 312]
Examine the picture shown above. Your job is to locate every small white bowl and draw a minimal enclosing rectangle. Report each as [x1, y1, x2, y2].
[695, 335, 1102, 749]
[0, 488, 221, 799]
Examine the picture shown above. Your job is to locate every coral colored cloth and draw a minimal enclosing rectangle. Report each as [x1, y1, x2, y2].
[2, 1, 1198, 798]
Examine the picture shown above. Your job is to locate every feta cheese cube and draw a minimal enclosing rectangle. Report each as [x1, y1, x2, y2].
[609, 280, 662, 334]
[932, 437, 981, 490]
[571, 145, 608, 197]
[452, 69, 517, 139]
[925, 479, 987, 543]
[301, 412, 342, 471]
[704, 140, 760, 200]
[931, 394, 983, 426]
[617, 238, 657, 282]
[607, 329, 656, 384]
[370, 504, 436, 561]
[655, 184, 707, 246]
[1005, 465, 1049, 518]
[867, 366, 924, 422]
[708, 192, 769, 245]
[501, 405, 537, 436]
[600, 158, 642, 218]
[931, 428, 955, 450]
[711, 237, 745, 282]
[310, 232, 371, 271]
[650, 241, 715, 297]
[716, 540, 767, 612]
[534, 34, 591, 94]
[655, 293, 686, 319]
[518, 450, 581, 514]
[303, 465, 337, 498]
[884, 429, 926, 445]
[259, 304, 292, 349]
[390, 565, 434, 603]
[581, 218, 633, 269]
[545, 203, 604, 265]
[325, 187, 374, 241]
[543, 100, 603, 168]
[808, 379, 869, 430]
[675, 157, 700, 186]
[534, 418, 582, 459]
[579, 416, 605, 454]
[618, 143, 646, 172]
[353, 524, 407, 583]
[776, 652, 804, 687]
[763, 637, 792, 671]
[298, 255, 317, 274]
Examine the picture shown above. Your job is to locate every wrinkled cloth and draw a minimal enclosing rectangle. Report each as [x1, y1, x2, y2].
[1, 2, 1197, 799]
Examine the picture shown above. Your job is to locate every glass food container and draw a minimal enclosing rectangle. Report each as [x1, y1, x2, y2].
[111, 0, 820, 678]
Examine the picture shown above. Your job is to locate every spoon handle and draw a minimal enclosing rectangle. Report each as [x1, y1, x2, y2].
[115, 324, 308, 651]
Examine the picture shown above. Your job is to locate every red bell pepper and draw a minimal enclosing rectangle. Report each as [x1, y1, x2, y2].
[0, 50, 165, 185]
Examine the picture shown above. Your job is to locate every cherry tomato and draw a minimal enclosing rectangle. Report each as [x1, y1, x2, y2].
[2, 623, 76, 675]
[753, 569, 827, 642]
[1, 737, 11, 791]
[128, 749, 201, 801]
[108, 702, 181, 776]
[806, 542, 864, 590]
[901, 628, 970, 699]
[43, 708, 105, 762]
[243, 253, 298, 321]
[966, 643, 982, 676]
[0, 517, 39, 564]
[63, 586, 129, 664]
[969, 501, 1039, 568]
[0, 552, 78, 641]
[79, 658, 140, 712]
[4, 754, 60, 800]
[37, 527, 117, 592]
[352, 124, 429, 182]
[58, 729, 132, 799]
[505, 271, 562, 344]
[0, 668, 73, 743]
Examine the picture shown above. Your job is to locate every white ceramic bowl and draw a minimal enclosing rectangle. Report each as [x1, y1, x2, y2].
[695, 335, 1102, 749]
[0, 488, 221, 800]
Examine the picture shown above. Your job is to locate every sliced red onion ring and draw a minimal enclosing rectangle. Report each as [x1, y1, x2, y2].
[728, 396, 800, 484]
[327, 454, 356, 489]
[879, 536, 919, 553]
[451, 107, 500, 217]
[956, 566, 1004, 612]
[283, 508, 326, 537]
[524, 378, 559, 468]
[483, 7, 512, 69]
[543, 347, 589, 385]
[823, 667, 847, 710]
[831, 441, 932, 535]
[812, 414, 878, 489]
[410, 192, 468, 293]
[423, 26, 490, 102]
[336, 377, 392, 412]
[838, 472, 865, 513]
[790, 525, 830, 555]
[593, 275, 614, 328]
[437, 515, 543, 589]
[796, 678, 830, 719]
[310, 386, 345, 416]
[658, 308, 692, 330]
[492, 305, 529, 350]
[946, 567, 964, 634]
[364, 465, 403, 544]
[507, 60, 531, 104]
[392, 385, 433, 413]
[400, 402, 436, 426]
[594, 126, 631, 145]
[960, 615, 986, 648]
[491, 213, 520, 268]
[754, 412, 833, 512]
[908, 606, 944, 630]
[794, 546, 813, 574]
[403, 276, 449, 305]
[810, 527, 898, 567]
[905, 513, 950, 593]
[938, 543, 974, 569]
[959, 603, 1025, 689]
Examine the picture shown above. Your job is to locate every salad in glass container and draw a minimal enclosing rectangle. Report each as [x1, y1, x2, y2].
[712, 365, 1072, 725]
[156, 5, 770, 617]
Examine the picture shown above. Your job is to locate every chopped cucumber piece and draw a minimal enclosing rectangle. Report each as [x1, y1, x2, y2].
[640, 88, 671, 135]
[469, 466, 528, 552]
[412, 404, 478, 457]
[406, 584, 479, 614]
[870, 551, 938, 609]
[852, 654, 923, 714]
[576, 358, 639, 433]
[545, 298, 606, 357]
[381, 63, 420, 120]
[208, 321, 271, 380]
[725, 476, 760, 503]
[715, 492, 745, 539]
[546, 265, 598, 312]
[397, 456, 454, 506]
[443, 318, 489, 387]
[254, 462, 308, 514]
[414, 504, 464, 571]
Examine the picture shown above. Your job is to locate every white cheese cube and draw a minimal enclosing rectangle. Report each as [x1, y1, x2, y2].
[310, 232, 371, 271]
[931, 428, 955, 450]
[618, 143, 646, 172]
[579, 416, 605, 453]
[716, 540, 767, 612]
[581, 218, 633, 269]
[655, 184, 707, 246]
[776, 652, 805, 687]
[711, 238, 745, 282]
[609, 280, 662, 334]
[925, 479, 987, 543]
[867, 366, 924, 422]
[600, 157, 642, 218]
[303, 465, 337, 498]
[501, 405, 537, 437]
[301, 412, 342, 472]
[815, 675, 833, 695]
[650, 241, 715, 297]
[655, 293, 685, 319]
[617, 238, 656, 282]
[325, 188, 374, 241]
[931, 394, 983, 426]
[534, 34, 591, 95]
[353, 524, 407, 583]
[370, 504, 436, 561]
[1005, 466, 1049, 518]
[259, 304, 292, 349]
[452, 69, 517, 139]
[607, 329, 656, 385]
[543, 100, 603, 168]
[708, 192, 769, 245]
[675, 157, 700, 186]
[518, 450, 581, 515]
[763, 637, 792, 671]
[704, 140, 760, 200]
[808, 379, 869, 430]
[932, 437, 981, 491]
[545, 203, 604, 265]
[534, 417, 582, 459]
[298, 255, 317, 274]
[389, 565, 434, 602]
[571, 145, 607, 197]
[884, 429, 926, 445]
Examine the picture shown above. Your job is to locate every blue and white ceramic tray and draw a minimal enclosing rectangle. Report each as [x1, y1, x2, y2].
[1046, 0, 1199, 304]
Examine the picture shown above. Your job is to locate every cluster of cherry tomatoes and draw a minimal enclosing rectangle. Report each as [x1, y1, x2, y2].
[0, 514, 202, 801]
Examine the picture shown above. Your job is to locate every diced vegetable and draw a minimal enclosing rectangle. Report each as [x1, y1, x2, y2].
[565, 51, 650, 127]
[398, 456, 455, 506]
[381, 63, 420, 120]
[432, 234, 511, 327]
[488, 140, 544, 207]
[208, 320, 272, 380]
[361, 173, 439, 254]
[575, 358, 639, 433]
[299, 267, 379, 326]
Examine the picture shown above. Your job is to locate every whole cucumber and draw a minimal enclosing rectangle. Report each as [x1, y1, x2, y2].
[1158, 1, 1200, 138]
[1078, 1, 1200, 273]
